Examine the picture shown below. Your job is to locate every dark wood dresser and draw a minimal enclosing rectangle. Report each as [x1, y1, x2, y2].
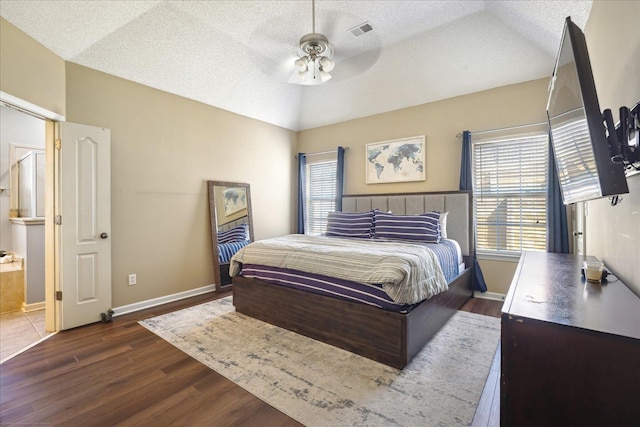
[500, 251, 640, 426]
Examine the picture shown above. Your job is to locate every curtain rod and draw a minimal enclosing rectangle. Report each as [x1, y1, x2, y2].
[456, 121, 549, 138]
[296, 147, 350, 157]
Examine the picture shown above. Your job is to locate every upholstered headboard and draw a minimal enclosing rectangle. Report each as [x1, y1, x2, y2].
[218, 216, 249, 232]
[342, 191, 473, 257]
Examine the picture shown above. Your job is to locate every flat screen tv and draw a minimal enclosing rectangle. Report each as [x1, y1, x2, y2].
[547, 17, 628, 205]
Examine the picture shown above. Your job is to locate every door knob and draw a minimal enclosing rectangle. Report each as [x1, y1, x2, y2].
[100, 232, 109, 239]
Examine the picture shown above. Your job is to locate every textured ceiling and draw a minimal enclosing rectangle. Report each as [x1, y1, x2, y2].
[0, 1, 592, 131]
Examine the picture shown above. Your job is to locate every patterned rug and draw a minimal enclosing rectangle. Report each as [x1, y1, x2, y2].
[140, 296, 500, 426]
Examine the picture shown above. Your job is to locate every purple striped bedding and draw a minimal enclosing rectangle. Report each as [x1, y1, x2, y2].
[237, 239, 463, 313]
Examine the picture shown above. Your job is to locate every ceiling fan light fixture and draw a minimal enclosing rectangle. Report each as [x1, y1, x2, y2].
[292, 0, 334, 85]
[319, 56, 334, 72]
[294, 34, 334, 85]
[296, 59, 332, 85]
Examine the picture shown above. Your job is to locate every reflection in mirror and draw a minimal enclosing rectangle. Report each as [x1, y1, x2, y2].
[207, 181, 254, 291]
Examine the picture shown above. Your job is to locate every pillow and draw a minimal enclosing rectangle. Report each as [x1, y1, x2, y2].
[326, 210, 375, 238]
[217, 223, 249, 244]
[439, 211, 449, 239]
[373, 211, 441, 243]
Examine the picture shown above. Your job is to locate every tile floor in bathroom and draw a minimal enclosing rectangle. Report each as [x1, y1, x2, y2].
[0, 309, 50, 361]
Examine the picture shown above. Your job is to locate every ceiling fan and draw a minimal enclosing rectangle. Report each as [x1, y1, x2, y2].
[293, 0, 335, 85]
[248, 1, 381, 85]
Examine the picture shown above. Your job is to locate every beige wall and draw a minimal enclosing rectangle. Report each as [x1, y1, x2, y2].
[0, 18, 296, 309]
[65, 63, 296, 306]
[479, 259, 519, 295]
[0, 18, 65, 116]
[300, 79, 550, 196]
[299, 78, 551, 294]
[584, 1, 640, 295]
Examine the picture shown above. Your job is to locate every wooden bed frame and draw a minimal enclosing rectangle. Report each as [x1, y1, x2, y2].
[233, 191, 474, 369]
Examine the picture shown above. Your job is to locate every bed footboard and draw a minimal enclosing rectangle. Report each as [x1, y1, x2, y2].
[232, 267, 471, 369]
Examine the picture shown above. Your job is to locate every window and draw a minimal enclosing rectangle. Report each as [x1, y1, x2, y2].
[304, 157, 337, 234]
[472, 131, 548, 255]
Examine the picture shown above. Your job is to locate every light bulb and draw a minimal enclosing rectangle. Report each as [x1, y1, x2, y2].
[294, 57, 309, 72]
[319, 56, 334, 72]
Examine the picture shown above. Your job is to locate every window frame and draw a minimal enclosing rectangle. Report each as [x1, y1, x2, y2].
[471, 129, 549, 258]
[304, 155, 338, 235]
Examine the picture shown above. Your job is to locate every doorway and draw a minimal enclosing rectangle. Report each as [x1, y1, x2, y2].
[1, 92, 113, 347]
[0, 103, 51, 361]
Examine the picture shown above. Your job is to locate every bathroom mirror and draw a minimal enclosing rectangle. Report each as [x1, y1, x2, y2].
[207, 180, 254, 291]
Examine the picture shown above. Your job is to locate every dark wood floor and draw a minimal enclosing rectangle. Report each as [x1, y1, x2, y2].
[460, 296, 503, 318]
[463, 298, 503, 427]
[0, 292, 503, 426]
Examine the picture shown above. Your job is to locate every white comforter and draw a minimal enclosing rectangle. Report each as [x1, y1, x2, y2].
[230, 234, 448, 304]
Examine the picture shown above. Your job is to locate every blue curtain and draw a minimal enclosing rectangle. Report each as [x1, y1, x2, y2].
[459, 131, 488, 292]
[459, 131, 473, 190]
[546, 132, 570, 253]
[335, 147, 345, 211]
[297, 153, 307, 234]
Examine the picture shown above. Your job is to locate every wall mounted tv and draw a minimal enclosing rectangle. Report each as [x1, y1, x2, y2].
[547, 17, 629, 205]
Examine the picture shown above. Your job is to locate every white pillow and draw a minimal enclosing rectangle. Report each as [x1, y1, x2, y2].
[439, 211, 449, 238]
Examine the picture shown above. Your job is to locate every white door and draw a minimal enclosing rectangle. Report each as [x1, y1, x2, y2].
[57, 122, 111, 330]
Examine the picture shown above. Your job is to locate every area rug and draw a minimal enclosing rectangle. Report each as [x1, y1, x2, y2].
[140, 297, 500, 426]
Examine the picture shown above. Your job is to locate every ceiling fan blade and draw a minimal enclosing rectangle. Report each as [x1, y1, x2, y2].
[330, 48, 382, 82]
[319, 9, 341, 40]
[254, 52, 300, 82]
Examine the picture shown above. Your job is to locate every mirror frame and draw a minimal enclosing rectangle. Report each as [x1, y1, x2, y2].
[207, 180, 254, 292]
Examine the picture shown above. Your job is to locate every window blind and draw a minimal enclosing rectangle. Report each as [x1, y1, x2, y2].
[550, 118, 602, 202]
[305, 159, 337, 234]
[472, 132, 548, 254]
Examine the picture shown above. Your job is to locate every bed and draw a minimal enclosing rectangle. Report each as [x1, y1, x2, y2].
[231, 191, 474, 369]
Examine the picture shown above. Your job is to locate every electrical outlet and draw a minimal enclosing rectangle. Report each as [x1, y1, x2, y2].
[128, 274, 136, 286]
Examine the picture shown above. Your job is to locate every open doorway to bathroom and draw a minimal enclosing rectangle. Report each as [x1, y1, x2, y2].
[0, 103, 51, 361]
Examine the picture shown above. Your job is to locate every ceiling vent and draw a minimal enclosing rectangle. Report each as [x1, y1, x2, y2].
[349, 22, 373, 37]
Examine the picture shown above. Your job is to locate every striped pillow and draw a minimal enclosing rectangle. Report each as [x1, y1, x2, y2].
[217, 223, 249, 244]
[373, 211, 441, 243]
[326, 210, 375, 238]
[440, 211, 449, 238]
[218, 240, 250, 263]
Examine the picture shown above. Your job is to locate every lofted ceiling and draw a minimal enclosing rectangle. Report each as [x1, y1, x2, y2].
[0, 1, 592, 131]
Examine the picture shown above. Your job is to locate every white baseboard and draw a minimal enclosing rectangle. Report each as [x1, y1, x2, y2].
[112, 284, 216, 317]
[22, 301, 46, 312]
[473, 291, 506, 302]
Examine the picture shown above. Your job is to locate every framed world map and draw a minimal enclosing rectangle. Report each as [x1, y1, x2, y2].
[366, 135, 426, 184]
[222, 187, 247, 215]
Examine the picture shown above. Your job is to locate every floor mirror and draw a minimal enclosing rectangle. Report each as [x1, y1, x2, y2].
[207, 180, 254, 291]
